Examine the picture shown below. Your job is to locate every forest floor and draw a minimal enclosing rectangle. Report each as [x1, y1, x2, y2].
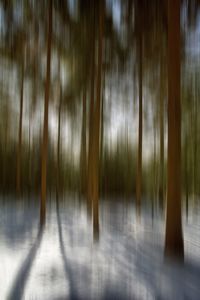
[0, 196, 200, 300]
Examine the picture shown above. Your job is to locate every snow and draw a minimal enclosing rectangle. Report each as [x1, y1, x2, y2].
[0, 197, 200, 300]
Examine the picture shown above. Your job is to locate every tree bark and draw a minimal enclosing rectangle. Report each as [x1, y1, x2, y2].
[56, 87, 62, 198]
[41, 0, 52, 226]
[159, 58, 165, 210]
[136, 30, 143, 217]
[91, 1, 104, 240]
[80, 89, 87, 196]
[164, 0, 184, 260]
[184, 133, 189, 221]
[100, 75, 105, 194]
[16, 62, 24, 196]
[87, 5, 96, 216]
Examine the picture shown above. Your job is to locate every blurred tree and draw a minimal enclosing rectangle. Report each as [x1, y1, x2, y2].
[164, 0, 184, 260]
[135, 1, 143, 217]
[40, 0, 53, 226]
[16, 58, 25, 196]
[80, 88, 87, 196]
[91, 0, 105, 240]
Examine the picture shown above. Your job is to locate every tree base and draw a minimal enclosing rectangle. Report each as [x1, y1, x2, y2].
[164, 241, 184, 264]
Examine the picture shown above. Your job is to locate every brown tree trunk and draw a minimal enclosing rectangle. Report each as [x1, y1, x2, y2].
[41, 0, 52, 226]
[80, 89, 87, 196]
[91, 1, 104, 240]
[136, 30, 143, 217]
[152, 113, 157, 221]
[193, 92, 197, 204]
[164, 0, 184, 260]
[56, 87, 62, 198]
[87, 6, 96, 216]
[3, 106, 9, 194]
[28, 110, 32, 197]
[184, 134, 189, 221]
[16, 62, 24, 196]
[159, 59, 165, 210]
[100, 75, 105, 194]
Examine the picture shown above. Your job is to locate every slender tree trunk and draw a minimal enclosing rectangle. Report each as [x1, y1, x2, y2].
[16, 62, 24, 196]
[41, 0, 52, 226]
[3, 107, 9, 194]
[185, 134, 189, 221]
[153, 114, 156, 222]
[91, 1, 104, 240]
[28, 110, 31, 197]
[80, 89, 87, 196]
[164, 0, 184, 260]
[159, 59, 165, 211]
[193, 93, 197, 204]
[56, 88, 62, 198]
[100, 77, 104, 194]
[87, 6, 96, 216]
[136, 31, 143, 217]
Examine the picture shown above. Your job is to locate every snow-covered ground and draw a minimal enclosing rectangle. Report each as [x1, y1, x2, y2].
[0, 196, 200, 300]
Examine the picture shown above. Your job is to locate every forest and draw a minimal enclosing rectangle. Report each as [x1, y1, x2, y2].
[1, 0, 200, 299]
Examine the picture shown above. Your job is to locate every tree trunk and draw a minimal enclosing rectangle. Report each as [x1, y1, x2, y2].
[91, 1, 104, 240]
[193, 91, 197, 204]
[87, 6, 96, 216]
[80, 89, 87, 196]
[164, 0, 184, 260]
[159, 59, 165, 210]
[16, 62, 24, 196]
[185, 134, 189, 221]
[56, 87, 62, 198]
[136, 30, 143, 217]
[41, 0, 52, 226]
[152, 114, 157, 222]
[100, 76, 104, 194]
[3, 106, 9, 194]
[28, 110, 32, 197]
